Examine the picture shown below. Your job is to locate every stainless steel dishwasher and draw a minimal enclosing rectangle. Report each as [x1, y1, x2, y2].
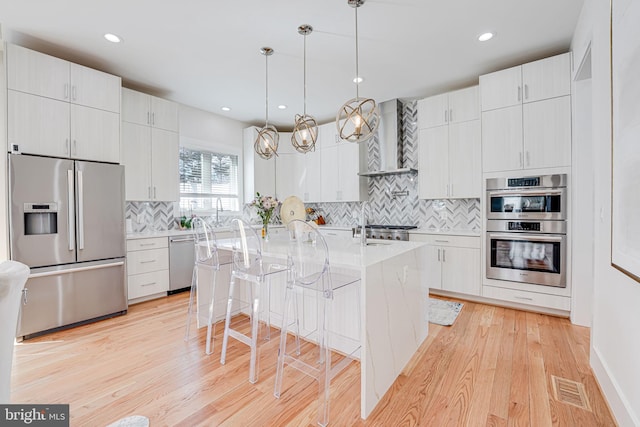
[169, 235, 195, 294]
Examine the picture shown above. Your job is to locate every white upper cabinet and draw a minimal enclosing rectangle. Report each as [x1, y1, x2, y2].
[7, 44, 120, 113]
[418, 86, 481, 199]
[122, 88, 179, 132]
[480, 52, 571, 112]
[6, 44, 121, 162]
[480, 53, 572, 172]
[418, 86, 479, 128]
[121, 88, 179, 201]
[243, 126, 276, 203]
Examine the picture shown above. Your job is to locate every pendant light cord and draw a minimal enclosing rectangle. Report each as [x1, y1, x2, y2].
[303, 33, 307, 115]
[355, 5, 360, 100]
[265, 53, 269, 126]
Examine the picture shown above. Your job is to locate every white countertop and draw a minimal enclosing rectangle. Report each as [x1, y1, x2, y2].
[215, 235, 425, 269]
[409, 228, 481, 237]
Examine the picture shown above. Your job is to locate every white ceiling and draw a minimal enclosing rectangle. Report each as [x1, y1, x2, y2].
[0, 0, 584, 130]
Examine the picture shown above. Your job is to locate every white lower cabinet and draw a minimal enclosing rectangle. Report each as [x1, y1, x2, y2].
[482, 285, 571, 311]
[410, 234, 481, 296]
[126, 237, 169, 302]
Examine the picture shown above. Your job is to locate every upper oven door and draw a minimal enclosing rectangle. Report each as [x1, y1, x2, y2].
[487, 188, 566, 220]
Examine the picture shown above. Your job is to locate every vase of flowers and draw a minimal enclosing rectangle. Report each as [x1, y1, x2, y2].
[250, 192, 279, 240]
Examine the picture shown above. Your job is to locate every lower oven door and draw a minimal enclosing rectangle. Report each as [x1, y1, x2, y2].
[486, 232, 566, 287]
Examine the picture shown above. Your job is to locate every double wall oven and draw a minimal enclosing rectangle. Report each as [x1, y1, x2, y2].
[486, 174, 567, 288]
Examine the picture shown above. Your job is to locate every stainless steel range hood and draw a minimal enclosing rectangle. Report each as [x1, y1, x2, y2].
[358, 99, 418, 177]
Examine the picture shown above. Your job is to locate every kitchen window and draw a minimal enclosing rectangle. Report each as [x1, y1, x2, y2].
[179, 146, 240, 212]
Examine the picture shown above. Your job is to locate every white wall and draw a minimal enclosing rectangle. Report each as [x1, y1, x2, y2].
[178, 104, 247, 149]
[572, 0, 640, 425]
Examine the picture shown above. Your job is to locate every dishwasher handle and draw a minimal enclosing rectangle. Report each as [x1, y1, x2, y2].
[170, 236, 195, 243]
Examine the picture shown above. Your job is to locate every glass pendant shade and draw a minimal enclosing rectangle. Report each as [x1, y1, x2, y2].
[292, 24, 318, 153]
[255, 47, 279, 160]
[336, 0, 380, 144]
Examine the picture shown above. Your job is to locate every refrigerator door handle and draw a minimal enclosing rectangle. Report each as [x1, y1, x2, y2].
[67, 169, 75, 251]
[78, 170, 85, 250]
[28, 261, 125, 278]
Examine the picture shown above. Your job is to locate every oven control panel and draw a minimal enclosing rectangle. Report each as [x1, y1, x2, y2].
[508, 221, 540, 232]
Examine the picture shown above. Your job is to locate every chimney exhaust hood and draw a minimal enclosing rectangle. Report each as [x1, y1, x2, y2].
[358, 99, 418, 177]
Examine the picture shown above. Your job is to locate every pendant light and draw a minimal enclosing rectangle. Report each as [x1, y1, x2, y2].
[336, 0, 380, 143]
[255, 47, 279, 159]
[291, 24, 318, 153]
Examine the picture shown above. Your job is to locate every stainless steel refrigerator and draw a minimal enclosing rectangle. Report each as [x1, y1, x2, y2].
[9, 154, 127, 338]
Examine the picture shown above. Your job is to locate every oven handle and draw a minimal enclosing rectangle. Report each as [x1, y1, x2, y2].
[488, 232, 565, 243]
[487, 188, 564, 198]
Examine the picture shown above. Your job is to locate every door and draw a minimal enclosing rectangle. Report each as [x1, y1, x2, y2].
[151, 96, 179, 131]
[122, 88, 150, 125]
[479, 65, 522, 111]
[425, 245, 443, 290]
[418, 93, 448, 128]
[441, 247, 480, 295]
[75, 161, 125, 262]
[449, 120, 481, 198]
[481, 106, 523, 172]
[8, 90, 70, 158]
[418, 126, 448, 199]
[70, 63, 121, 113]
[9, 155, 75, 267]
[7, 43, 69, 101]
[71, 105, 120, 163]
[523, 97, 572, 169]
[151, 128, 180, 201]
[521, 53, 571, 103]
[448, 86, 480, 123]
[122, 122, 152, 200]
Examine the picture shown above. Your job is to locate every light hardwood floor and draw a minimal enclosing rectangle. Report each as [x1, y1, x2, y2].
[10, 293, 616, 426]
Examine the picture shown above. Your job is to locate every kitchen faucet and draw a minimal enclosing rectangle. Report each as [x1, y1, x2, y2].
[215, 197, 223, 226]
[360, 201, 369, 246]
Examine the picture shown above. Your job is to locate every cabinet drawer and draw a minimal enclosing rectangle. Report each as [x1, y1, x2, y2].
[482, 285, 570, 311]
[409, 233, 480, 248]
[127, 237, 168, 251]
[128, 270, 169, 300]
[127, 248, 169, 275]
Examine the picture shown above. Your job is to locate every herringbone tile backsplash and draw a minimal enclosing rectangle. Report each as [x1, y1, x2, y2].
[308, 100, 480, 231]
[126, 100, 480, 232]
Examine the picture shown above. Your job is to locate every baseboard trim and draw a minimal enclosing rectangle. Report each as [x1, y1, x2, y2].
[591, 345, 639, 426]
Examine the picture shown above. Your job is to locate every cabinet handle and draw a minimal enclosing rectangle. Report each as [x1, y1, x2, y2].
[154, 187, 157, 199]
[437, 248, 440, 261]
[147, 112, 150, 125]
[519, 152, 523, 167]
[141, 282, 157, 287]
[517, 86, 522, 102]
[139, 243, 156, 247]
[73, 140, 77, 155]
[64, 84, 69, 100]
[524, 84, 529, 100]
[526, 151, 530, 166]
[445, 184, 449, 197]
[64, 138, 69, 154]
[148, 186, 152, 199]
[514, 296, 533, 301]
[444, 110, 448, 123]
[72, 86, 77, 101]
[152, 112, 155, 125]
[449, 109, 453, 122]
[435, 239, 449, 243]
[442, 249, 446, 262]
[140, 260, 157, 264]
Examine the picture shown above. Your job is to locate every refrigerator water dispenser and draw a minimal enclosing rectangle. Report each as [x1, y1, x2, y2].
[23, 203, 58, 235]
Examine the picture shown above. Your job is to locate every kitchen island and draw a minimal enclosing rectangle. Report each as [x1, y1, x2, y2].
[215, 235, 429, 419]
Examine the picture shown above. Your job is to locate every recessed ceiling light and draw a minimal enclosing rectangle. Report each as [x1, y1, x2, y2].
[478, 32, 494, 42]
[221, 106, 231, 112]
[353, 76, 364, 83]
[104, 33, 122, 43]
[278, 104, 287, 110]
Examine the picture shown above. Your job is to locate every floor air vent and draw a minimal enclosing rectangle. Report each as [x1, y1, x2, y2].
[551, 375, 591, 411]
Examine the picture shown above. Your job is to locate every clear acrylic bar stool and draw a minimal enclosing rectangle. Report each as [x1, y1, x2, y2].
[184, 217, 220, 355]
[220, 218, 287, 383]
[273, 220, 361, 427]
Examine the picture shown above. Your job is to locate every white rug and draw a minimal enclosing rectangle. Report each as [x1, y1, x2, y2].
[428, 298, 464, 326]
[106, 415, 149, 427]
